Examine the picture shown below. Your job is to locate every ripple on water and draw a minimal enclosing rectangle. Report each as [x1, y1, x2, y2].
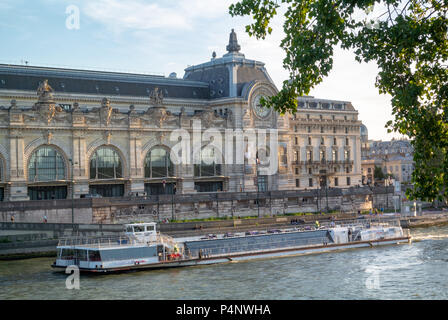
[1, 226, 448, 299]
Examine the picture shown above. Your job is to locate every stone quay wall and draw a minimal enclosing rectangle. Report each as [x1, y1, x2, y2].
[0, 186, 395, 224]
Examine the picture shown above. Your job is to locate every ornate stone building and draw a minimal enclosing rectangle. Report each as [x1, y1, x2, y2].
[361, 125, 414, 184]
[0, 30, 363, 202]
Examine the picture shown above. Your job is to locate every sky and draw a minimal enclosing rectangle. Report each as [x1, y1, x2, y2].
[0, 0, 404, 141]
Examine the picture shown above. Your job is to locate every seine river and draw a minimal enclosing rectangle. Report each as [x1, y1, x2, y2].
[0, 226, 447, 300]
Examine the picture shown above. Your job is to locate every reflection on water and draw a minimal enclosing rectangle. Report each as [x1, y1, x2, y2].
[0, 226, 447, 300]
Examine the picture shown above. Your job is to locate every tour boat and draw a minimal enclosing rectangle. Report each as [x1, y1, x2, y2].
[51, 219, 411, 273]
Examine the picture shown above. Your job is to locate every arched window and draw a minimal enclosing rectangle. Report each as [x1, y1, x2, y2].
[306, 150, 313, 162]
[28, 147, 66, 182]
[144, 147, 173, 178]
[320, 149, 326, 162]
[194, 147, 221, 177]
[332, 149, 338, 161]
[344, 150, 350, 161]
[90, 147, 123, 179]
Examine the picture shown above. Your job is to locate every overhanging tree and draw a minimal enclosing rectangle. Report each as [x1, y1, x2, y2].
[230, 0, 448, 201]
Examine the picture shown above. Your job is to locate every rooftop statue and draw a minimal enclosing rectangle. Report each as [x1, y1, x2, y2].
[149, 87, 164, 107]
[37, 79, 55, 103]
[226, 29, 241, 53]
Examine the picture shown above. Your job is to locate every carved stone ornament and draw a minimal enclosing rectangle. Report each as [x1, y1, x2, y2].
[156, 132, 165, 142]
[201, 109, 215, 127]
[101, 98, 113, 126]
[44, 130, 53, 144]
[40, 103, 61, 125]
[73, 130, 86, 138]
[146, 107, 167, 128]
[72, 102, 80, 111]
[10, 99, 17, 109]
[37, 79, 54, 103]
[226, 109, 233, 123]
[149, 87, 164, 107]
[9, 129, 23, 137]
[34, 80, 62, 124]
[103, 131, 112, 144]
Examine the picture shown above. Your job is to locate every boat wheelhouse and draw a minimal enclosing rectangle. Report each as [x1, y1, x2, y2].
[53, 222, 181, 271]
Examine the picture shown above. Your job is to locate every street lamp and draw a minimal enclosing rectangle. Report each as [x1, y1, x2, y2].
[171, 183, 176, 221]
[316, 177, 320, 213]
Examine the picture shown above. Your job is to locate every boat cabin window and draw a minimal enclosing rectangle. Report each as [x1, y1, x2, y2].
[146, 225, 155, 232]
[126, 226, 133, 233]
[88, 250, 101, 262]
[60, 249, 75, 260]
[133, 226, 145, 233]
[75, 249, 88, 261]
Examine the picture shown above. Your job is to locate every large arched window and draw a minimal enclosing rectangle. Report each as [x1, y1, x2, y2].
[89, 147, 123, 179]
[194, 147, 221, 177]
[144, 147, 173, 178]
[28, 146, 66, 182]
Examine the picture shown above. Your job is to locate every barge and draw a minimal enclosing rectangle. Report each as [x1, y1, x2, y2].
[51, 219, 411, 273]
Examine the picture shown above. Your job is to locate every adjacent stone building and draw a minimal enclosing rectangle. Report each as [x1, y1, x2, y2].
[361, 126, 414, 184]
[0, 30, 363, 202]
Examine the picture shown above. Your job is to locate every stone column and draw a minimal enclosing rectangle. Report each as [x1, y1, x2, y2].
[129, 132, 144, 193]
[8, 129, 28, 201]
[72, 131, 89, 198]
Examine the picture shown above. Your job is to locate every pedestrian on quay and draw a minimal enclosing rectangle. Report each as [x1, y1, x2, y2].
[10, 215, 15, 223]
[43, 215, 48, 223]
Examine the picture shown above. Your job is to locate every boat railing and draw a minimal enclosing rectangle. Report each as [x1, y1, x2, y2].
[58, 235, 133, 247]
[189, 237, 329, 259]
[158, 233, 178, 249]
[57, 233, 180, 248]
[318, 217, 401, 230]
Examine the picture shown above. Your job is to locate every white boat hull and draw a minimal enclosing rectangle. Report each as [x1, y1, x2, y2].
[52, 237, 410, 273]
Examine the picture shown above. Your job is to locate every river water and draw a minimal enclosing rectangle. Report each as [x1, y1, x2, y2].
[0, 226, 447, 300]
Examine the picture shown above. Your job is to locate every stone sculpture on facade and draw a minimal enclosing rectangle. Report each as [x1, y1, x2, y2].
[149, 87, 164, 107]
[34, 79, 62, 124]
[10, 99, 17, 109]
[145, 106, 167, 128]
[101, 98, 113, 126]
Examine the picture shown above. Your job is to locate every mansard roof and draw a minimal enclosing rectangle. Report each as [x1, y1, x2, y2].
[0, 64, 210, 100]
[0, 30, 278, 101]
[183, 30, 276, 98]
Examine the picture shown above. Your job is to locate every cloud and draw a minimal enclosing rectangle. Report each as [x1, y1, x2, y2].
[83, 0, 189, 30]
[81, 0, 237, 31]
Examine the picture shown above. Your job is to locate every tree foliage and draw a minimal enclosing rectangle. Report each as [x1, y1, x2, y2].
[229, 0, 448, 201]
[374, 165, 385, 180]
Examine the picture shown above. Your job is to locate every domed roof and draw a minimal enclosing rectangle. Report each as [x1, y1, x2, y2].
[360, 124, 368, 136]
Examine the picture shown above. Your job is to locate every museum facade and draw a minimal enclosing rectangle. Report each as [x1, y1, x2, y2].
[0, 30, 363, 201]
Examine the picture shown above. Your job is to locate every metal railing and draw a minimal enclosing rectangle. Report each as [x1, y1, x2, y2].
[57, 232, 179, 248]
[317, 217, 401, 229]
